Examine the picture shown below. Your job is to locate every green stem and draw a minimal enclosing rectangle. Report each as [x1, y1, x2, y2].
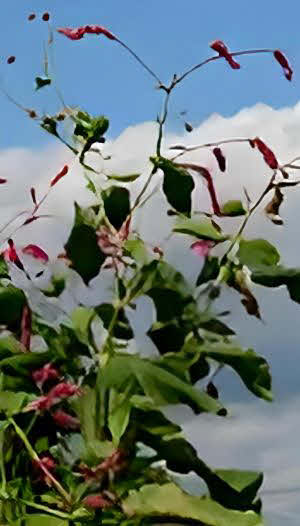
[20, 499, 71, 519]
[9, 418, 72, 505]
[221, 172, 276, 264]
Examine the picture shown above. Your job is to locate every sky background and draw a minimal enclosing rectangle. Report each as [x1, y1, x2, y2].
[1, 2, 300, 524]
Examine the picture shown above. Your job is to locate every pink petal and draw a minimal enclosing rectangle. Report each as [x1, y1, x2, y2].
[57, 25, 116, 41]
[210, 39, 240, 69]
[251, 138, 278, 170]
[22, 244, 49, 263]
[191, 240, 214, 258]
[52, 409, 80, 429]
[50, 165, 69, 187]
[32, 363, 60, 389]
[274, 50, 293, 81]
[84, 494, 112, 509]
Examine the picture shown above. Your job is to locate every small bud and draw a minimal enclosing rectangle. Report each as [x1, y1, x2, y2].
[28, 13, 36, 21]
[184, 121, 193, 132]
[206, 381, 219, 399]
[7, 56, 16, 64]
[42, 12, 50, 22]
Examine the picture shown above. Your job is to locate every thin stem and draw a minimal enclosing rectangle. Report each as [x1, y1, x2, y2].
[156, 90, 171, 156]
[9, 417, 72, 505]
[116, 39, 163, 85]
[221, 172, 276, 264]
[175, 48, 273, 86]
[170, 137, 250, 161]
[20, 499, 71, 519]
[131, 167, 157, 213]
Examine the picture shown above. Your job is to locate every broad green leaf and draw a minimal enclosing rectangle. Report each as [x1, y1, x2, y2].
[221, 200, 246, 217]
[103, 354, 223, 415]
[215, 469, 263, 504]
[199, 318, 235, 336]
[0, 391, 33, 415]
[72, 387, 97, 443]
[174, 218, 228, 242]
[251, 265, 300, 303]
[109, 388, 132, 446]
[0, 286, 26, 325]
[124, 239, 150, 266]
[0, 351, 52, 377]
[122, 483, 263, 526]
[147, 321, 187, 354]
[147, 288, 185, 322]
[20, 515, 69, 526]
[107, 173, 141, 182]
[197, 256, 220, 286]
[71, 307, 95, 345]
[65, 204, 105, 284]
[198, 342, 272, 401]
[237, 239, 280, 270]
[102, 186, 130, 230]
[0, 255, 9, 278]
[153, 157, 194, 216]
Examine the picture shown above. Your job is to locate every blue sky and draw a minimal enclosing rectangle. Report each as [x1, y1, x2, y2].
[0, 0, 298, 149]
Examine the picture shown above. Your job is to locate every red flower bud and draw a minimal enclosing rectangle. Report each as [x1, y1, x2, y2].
[0, 179, 7, 184]
[7, 56, 16, 65]
[28, 13, 36, 21]
[50, 165, 69, 187]
[274, 50, 293, 81]
[22, 244, 49, 263]
[48, 382, 82, 405]
[32, 363, 60, 389]
[84, 494, 113, 509]
[212, 147, 226, 172]
[52, 409, 80, 430]
[57, 24, 116, 41]
[210, 40, 240, 70]
[251, 137, 278, 170]
[30, 187, 37, 205]
[42, 13, 50, 22]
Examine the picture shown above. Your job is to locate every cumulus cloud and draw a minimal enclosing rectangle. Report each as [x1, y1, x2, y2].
[1, 103, 300, 523]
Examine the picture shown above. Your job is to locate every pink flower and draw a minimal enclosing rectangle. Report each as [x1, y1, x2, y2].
[25, 381, 81, 412]
[20, 305, 32, 351]
[250, 137, 278, 170]
[84, 494, 113, 509]
[210, 40, 240, 70]
[50, 165, 69, 187]
[52, 409, 80, 430]
[24, 395, 49, 412]
[212, 147, 226, 172]
[191, 240, 215, 258]
[274, 50, 293, 81]
[22, 244, 49, 263]
[32, 363, 60, 389]
[57, 25, 116, 41]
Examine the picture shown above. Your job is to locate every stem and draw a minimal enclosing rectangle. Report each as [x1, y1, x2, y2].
[174, 48, 273, 86]
[20, 499, 71, 519]
[170, 137, 250, 161]
[221, 172, 276, 264]
[116, 39, 162, 85]
[156, 90, 171, 156]
[9, 417, 72, 505]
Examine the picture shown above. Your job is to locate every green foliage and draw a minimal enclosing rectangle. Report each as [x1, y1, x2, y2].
[221, 200, 247, 217]
[174, 217, 228, 241]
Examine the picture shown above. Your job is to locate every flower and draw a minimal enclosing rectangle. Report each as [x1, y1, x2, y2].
[191, 240, 214, 258]
[50, 165, 69, 187]
[212, 147, 226, 172]
[274, 50, 293, 81]
[57, 25, 116, 41]
[250, 137, 278, 170]
[32, 363, 60, 389]
[52, 409, 80, 430]
[210, 40, 240, 70]
[25, 382, 81, 412]
[22, 245, 49, 263]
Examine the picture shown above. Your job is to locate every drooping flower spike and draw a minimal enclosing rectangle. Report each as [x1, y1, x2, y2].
[57, 25, 116, 41]
[210, 40, 241, 70]
[212, 147, 226, 172]
[249, 137, 278, 170]
[50, 165, 69, 187]
[274, 50, 293, 81]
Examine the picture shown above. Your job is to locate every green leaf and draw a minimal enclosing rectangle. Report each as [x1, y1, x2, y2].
[152, 157, 194, 216]
[147, 322, 187, 354]
[197, 256, 220, 286]
[237, 239, 280, 270]
[72, 387, 97, 443]
[251, 265, 300, 303]
[174, 218, 228, 241]
[103, 354, 223, 415]
[20, 515, 69, 526]
[124, 239, 150, 266]
[107, 173, 141, 182]
[0, 391, 33, 415]
[102, 186, 130, 230]
[122, 483, 263, 525]
[221, 200, 246, 217]
[109, 388, 132, 446]
[200, 318, 235, 336]
[71, 307, 95, 346]
[215, 469, 263, 504]
[147, 288, 185, 322]
[65, 204, 105, 284]
[198, 342, 272, 401]
[0, 255, 9, 279]
[35, 76, 52, 90]
[0, 286, 26, 325]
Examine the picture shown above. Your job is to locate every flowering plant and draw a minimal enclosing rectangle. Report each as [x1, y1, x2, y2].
[0, 10, 297, 526]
